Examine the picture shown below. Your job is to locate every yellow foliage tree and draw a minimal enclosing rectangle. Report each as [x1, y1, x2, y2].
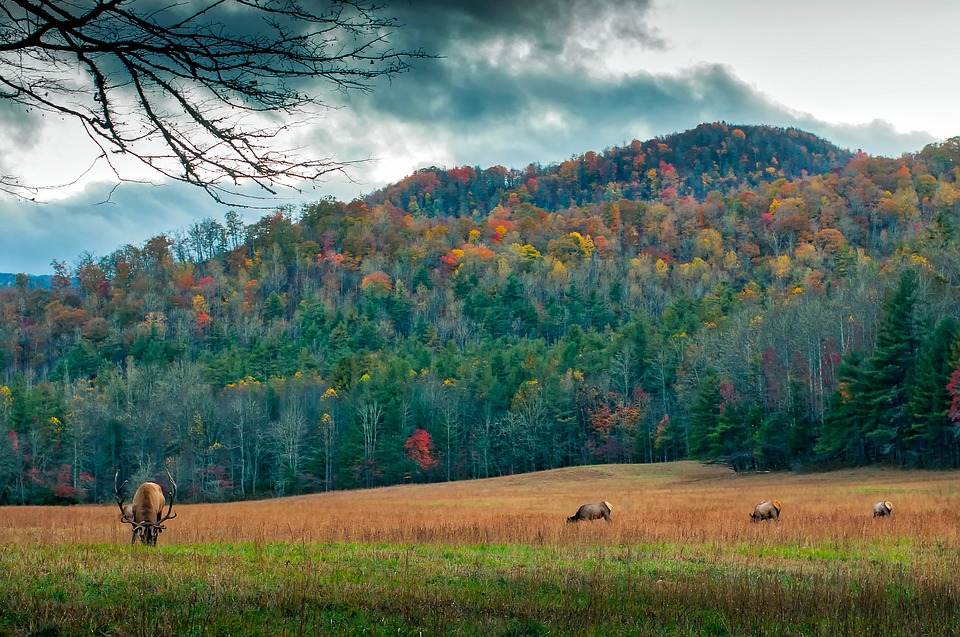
[550, 260, 568, 282]
[694, 228, 724, 261]
[654, 258, 669, 279]
[773, 255, 792, 279]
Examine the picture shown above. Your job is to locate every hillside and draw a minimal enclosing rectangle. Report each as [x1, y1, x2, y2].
[0, 123, 959, 506]
[366, 123, 855, 215]
[0, 272, 51, 287]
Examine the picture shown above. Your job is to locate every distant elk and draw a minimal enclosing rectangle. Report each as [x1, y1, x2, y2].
[567, 501, 613, 524]
[115, 469, 177, 546]
[873, 500, 893, 518]
[750, 500, 782, 523]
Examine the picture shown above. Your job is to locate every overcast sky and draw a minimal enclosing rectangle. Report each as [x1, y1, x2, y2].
[1, 0, 956, 275]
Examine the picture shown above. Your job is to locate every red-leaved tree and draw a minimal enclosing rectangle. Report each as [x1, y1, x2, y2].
[948, 359, 960, 423]
[404, 429, 438, 472]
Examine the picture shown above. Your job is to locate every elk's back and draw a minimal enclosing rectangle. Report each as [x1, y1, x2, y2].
[132, 482, 165, 523]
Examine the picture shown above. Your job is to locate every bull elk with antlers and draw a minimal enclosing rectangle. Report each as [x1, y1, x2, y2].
[115, 469, 177, 546]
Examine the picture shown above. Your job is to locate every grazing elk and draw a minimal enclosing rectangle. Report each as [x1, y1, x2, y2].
[873, 500, 893, 518]
[567, 501, 613, 524]
[115, 469, 177, 546]
[750, 500, 781, 523]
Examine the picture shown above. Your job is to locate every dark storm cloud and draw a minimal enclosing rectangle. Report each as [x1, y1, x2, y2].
[387, 0, 666, 55]
[336, 0, 934, 172]
[361, 0, 667, 125]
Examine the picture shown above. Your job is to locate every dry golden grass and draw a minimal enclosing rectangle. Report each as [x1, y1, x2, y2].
[2, 461, 958, 551]
[4, 462, 960, 635]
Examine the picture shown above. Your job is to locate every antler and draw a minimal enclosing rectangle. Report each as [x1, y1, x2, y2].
[114, 469, 133, 524]
[156, 468, 177, 526]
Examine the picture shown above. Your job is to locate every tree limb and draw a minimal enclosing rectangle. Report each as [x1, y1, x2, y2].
[0, 0, 429, 205]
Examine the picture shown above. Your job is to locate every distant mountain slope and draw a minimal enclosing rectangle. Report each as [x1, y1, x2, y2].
[366, 123, 855, 216]
[0, 272, 52, 288]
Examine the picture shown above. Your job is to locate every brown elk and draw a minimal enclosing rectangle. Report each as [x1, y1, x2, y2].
[567, 501, 613, 523]
[750, 500, 782, 523]
[873, 500, 893, 517]
[115, 469, 177, 546]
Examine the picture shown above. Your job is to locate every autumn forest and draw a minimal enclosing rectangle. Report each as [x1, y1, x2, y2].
[2, 123, 960, 505]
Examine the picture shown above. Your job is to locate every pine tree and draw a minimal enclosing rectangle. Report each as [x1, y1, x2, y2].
[904, 316, 960, 467]
[264, 292, 284, 321]
[858, 269, 919, 464]
[707, 384, 754, 472]
[754, 411, 789, 469]
[817, 351, 871, 463]
[687, 374, 720, 459]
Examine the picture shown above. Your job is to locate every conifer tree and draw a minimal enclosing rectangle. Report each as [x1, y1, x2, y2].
[859, 269, 919, 463]
[816, 352, 871, 463]
[707, 382, 754, 471]
[905, 316, 960, 467]
[687, 374, 720, 459]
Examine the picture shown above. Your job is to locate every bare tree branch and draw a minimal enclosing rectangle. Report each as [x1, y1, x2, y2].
[0, 0, 428, 205]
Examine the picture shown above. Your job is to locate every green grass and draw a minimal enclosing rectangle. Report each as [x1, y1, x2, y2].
[1, 541, 957, 636]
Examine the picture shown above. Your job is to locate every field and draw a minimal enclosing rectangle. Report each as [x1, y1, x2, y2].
[1, 462, 959, 636]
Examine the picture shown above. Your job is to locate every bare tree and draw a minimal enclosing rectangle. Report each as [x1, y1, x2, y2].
[318, 411, 337, 491]
[270, 401, 307, 494]
[356, 398, 381, 487]
[223, 379, 267, 496]
[0, 1, 426, 203]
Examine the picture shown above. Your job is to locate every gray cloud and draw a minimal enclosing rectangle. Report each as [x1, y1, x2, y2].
[337, 1, 936, 171]
[0, 101, 38, 149]
[389, 0, 665, 55]
[800, 119, 936, 158]
[345, 56, 935, 174]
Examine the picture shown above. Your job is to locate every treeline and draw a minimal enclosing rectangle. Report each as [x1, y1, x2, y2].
[1, 124, 960, 504]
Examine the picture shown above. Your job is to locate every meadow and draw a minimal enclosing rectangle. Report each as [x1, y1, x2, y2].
[1, 462, 959, 636]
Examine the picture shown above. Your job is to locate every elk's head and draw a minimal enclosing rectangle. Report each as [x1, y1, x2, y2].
[115, 469, 177, 546]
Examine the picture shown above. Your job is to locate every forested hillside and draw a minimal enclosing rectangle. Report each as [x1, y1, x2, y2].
[2, 123, 959, 504]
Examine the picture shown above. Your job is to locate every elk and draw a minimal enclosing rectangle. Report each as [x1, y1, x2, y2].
[873, 500, 893, 517]
[567, 501, 613, 523]
[115, 469, 177, 546]
[750, 500, 781, 523]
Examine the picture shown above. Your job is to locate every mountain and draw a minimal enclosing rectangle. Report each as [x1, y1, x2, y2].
[0, 272, 52, 288]
[366, 123, 855, 216]
[2, 121, 959, 506]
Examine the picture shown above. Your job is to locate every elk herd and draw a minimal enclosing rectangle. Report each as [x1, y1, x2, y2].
[109, 469, 895, 546]
[566, 498, 895, 526]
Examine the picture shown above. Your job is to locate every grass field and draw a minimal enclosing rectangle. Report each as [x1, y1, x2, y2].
[1, 462, 959, 635]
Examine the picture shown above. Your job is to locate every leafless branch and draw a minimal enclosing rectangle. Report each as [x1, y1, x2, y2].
[0, 0, 428, 205]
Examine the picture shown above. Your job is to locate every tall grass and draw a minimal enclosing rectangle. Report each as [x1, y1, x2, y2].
[1, 462, 958, 635]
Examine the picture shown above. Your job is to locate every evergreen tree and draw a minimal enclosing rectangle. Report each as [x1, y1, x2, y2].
[687, 374, 720, 459]
[264, 292, 284, 321]
[905, 316, 960, 467]
[817, 352, 871, 463]
[707, 385, 753, 472]
[859, 269, 919, 463]
[754, 411, 789, 469]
